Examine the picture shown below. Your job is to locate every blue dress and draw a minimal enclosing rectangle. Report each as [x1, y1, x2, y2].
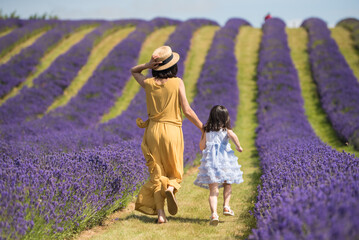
[194, 129, 244, 189]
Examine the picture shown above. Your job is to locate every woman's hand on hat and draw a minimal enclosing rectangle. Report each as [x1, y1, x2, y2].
[146, 55, 162, 70]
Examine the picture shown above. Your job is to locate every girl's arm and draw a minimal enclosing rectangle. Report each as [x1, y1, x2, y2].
[131, 55, 161, 88]
[199, 131, 206, 151]
[178, 79, 203, 131]
[227, 129, 243, 152]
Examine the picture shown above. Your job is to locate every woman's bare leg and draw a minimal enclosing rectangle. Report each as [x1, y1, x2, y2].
[154, 189, 167, 223]
[209, 183, 219, 215]
[157, 209, 167, 223]
[223, 183, 232, 207]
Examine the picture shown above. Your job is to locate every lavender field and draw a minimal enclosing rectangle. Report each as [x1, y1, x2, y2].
[0, 17, 359, 239]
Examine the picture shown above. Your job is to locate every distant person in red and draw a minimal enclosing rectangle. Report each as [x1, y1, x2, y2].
[265, 13, 272, 21]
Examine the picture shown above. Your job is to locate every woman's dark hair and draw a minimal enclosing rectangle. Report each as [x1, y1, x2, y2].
[203, 105, 232, 132]
[152, 64, 178, 79]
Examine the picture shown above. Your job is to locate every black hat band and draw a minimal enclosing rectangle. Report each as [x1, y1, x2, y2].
[158, 54, 173, 66]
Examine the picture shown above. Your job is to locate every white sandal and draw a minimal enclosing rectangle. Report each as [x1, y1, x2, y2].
[223, 206, 235, 216]
[210, 213, 219, 226]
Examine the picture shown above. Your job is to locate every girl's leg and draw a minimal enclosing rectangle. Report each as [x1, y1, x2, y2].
[223, 183, 232, 207]
[209, 183, 219, 215]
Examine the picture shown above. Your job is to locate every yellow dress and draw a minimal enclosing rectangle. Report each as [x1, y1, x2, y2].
[135, 77, 184, 215]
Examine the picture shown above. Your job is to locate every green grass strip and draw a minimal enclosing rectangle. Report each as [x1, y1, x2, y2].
[233, 26, 262, 239]
[100, 26, 176, 123]
[183, 25, 219, 104]
[0, 29, 48, 65]
[331, 27, 359, 82]
[0, 26, 96, 106]
[0, 28, 15, 38]
[46, 26, 135, 113]
[287, 28, 359, 157]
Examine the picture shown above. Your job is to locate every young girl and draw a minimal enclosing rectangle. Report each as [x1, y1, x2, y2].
[194, 105, 244, 226]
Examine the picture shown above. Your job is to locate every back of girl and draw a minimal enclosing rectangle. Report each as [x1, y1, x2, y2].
[194, 105, 244, 226]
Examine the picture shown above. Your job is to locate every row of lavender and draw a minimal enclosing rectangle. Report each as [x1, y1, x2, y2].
[0, 20, 52, 58]
[250, 18, 359, 239]
[0, 19, 142, 127]
[302, 18, 359, 150]
[0, 19, 181, 239]
[0, 20, 98, 98]
[0, 19, 112, 58]
[0, 18, 23, 33]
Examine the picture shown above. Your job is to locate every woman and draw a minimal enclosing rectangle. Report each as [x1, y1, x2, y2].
[131, 46, 203, 223]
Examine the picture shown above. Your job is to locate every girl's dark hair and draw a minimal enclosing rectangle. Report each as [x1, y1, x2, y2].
[151, 64, 178, 79]
[203, 105, 232, 132]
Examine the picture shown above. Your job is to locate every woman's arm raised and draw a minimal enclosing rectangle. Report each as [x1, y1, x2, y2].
[131, 55, 161, 88]
[178, 79, 203, 131]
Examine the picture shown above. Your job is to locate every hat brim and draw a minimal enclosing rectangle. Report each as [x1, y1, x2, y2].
[153, 52, 180, 71]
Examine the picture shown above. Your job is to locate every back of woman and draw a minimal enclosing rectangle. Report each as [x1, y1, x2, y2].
[144, 77, 182, 125]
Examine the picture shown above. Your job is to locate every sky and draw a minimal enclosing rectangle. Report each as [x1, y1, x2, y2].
[1, 0, 358, 27]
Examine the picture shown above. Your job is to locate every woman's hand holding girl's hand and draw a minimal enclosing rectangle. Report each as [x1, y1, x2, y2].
[236, 146, 243, 152]
[146, 55, 162, 69]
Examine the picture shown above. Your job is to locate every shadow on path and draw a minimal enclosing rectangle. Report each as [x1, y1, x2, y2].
[117, 214, 209, 224]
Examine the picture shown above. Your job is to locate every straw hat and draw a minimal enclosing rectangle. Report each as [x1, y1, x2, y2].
[152, 46, 180, 71]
